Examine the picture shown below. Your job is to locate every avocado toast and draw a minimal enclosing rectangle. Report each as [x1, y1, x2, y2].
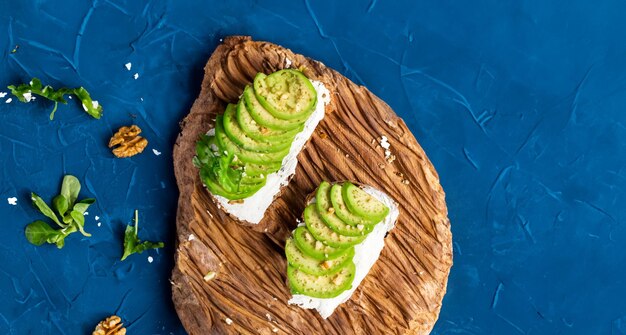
[193, 69, 331, 224]
[286, 181, 400, 318]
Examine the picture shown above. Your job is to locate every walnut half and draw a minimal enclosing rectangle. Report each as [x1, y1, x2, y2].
[93, 315, 126, 335]
[108, 125, 148, 158]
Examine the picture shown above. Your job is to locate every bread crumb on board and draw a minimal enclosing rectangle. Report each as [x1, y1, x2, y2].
[204, 271, 217, 281]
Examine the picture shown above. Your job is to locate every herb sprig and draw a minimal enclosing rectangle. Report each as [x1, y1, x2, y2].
[25, 175, 95, 248]
[8, 78, 103, 120]
[121, 210, 164, 261]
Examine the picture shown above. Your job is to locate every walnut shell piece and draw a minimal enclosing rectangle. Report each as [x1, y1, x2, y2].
[108, 125, 148, 158]
[92, 315, 127, 335]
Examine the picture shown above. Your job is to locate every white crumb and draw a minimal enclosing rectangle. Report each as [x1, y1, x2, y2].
[0, 92, 7, 98]
[97, 222, 101, 227]
[152, 149, 162, 156]
[133, 73, 139, 80]
[68, 96, 73, 99]
[148, 256, 154, 263]
[380, 135, 390, 149]
[92, 100, 99, 109]
[95, 216, 100, 220]
[7, 197, 17, 205]
[224, 318, 233, 325]
[380, 135, 392, 159]
[5, 98, 12, 103]
[81, 103, 88, 111]
[140, 97, 144, 102]
[188, 234, 195, 241]
[285, 58, 292, 68]
[84, 212, 89, 216]
[22, 92, 32, 102]
[125, 62, 132, 71]
[272, 327, 279, 333]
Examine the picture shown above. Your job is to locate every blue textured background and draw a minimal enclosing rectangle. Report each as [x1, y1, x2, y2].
[1, 1, 625, 334]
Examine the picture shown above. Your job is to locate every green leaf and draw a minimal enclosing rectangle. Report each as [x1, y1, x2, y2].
[8, 78, 70, 120]
[72, 87, 103, 119]
[7, 78, 102, 120]
[70, 210, 91, 237]
[78, 198, 96, 204]
[26, 175, 95, 248]
[121, 210, 164, 261]
[133, 240, 165, 255]
[72, 198, 95, 215]
[24, 220, 59, 246]
[62, 213, 73, 225]
[60, 175, 81, 207]
[31, 192, 64, 228]
[52, 194, 69, 217]
[121, 225, 138, 261]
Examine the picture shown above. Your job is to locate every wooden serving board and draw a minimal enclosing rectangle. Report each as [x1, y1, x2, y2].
[171, 36, 452, 335]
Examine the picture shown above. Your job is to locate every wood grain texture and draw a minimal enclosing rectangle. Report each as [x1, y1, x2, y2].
[171, 36, 452, 335]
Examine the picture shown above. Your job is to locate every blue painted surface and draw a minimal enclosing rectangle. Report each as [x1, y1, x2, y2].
[0, 0, 625, 334]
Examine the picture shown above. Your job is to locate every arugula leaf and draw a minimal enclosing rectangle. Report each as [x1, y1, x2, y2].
[72, 87, 103, 119]
[7, 78, 102, 120]
[25, 220, 60, 246]
[31, 192, 65, 228]
[195, 135, 245, 190]
[121, 210, 164, 261]
[24, 174, 95, 248]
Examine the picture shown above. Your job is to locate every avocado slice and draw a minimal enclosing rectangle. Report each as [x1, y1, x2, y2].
[199, 166, 264, 200]
[244, 85, 305, 131]
[304, 204, 365, 248]
[215, 115, 289, 165]
[242, 162, 280, 177]
[223, 103, 293, 153]
[343, 182, 389, 222]
[285, 237, 354, 276]
[253, 70, 317, 121]
[293, 226, 348, 260]
[316, 182, 374, 237]
[330, 183, 378, 226]
[237, 98, 303, 143]
[288, 262, 355, 298]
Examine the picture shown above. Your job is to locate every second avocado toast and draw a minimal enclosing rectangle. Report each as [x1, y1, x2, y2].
[287, 181, 399, 318]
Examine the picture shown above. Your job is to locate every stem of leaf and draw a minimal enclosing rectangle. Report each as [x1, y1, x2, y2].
[134, 209, 139, 237]
[49, 102, 59, 120]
